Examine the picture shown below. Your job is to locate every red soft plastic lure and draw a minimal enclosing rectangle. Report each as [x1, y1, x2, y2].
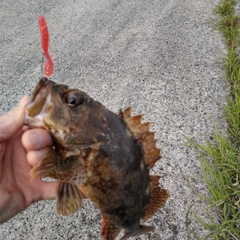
[38, 16, 54, 76]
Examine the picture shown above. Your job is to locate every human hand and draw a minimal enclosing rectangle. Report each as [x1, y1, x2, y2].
[0, 96, 59, 224]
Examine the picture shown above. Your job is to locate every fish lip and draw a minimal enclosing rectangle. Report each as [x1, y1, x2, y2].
[24, 77, 54, 127]
[30, 77, 55, 103]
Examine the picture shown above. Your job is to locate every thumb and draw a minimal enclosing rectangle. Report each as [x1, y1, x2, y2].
[0, 96, 30, 141]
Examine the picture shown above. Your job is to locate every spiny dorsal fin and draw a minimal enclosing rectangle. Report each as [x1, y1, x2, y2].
[125, 114, 143, 128]
[142, 140, 157, 152]
[120, 107, 161, 168]
[142, 175, 170, 221]
[132, 122, 151, 138]
[144, 148, 161, 168]
[142, 132, 155, 142]
[122, 106, 132, 119]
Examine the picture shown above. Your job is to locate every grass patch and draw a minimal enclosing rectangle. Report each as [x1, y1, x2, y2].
[186, 1, 240, 239]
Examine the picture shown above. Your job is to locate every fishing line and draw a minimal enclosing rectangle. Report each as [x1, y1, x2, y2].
[41, 55, 44, 77]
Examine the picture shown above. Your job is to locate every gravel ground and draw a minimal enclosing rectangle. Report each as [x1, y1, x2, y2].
[0, 0, 227, 239]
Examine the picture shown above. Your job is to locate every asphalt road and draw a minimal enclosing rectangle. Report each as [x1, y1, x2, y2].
[0, 0, 227, 239]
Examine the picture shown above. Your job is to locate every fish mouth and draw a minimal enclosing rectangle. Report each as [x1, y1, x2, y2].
[24, 77, 54, 128]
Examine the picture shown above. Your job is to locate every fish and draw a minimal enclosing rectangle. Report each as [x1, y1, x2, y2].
[24, 77, 169, 240]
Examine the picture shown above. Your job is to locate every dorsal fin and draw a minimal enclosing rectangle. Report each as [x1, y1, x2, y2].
[122, 106, 131, 119]
[120, 107, 161, 168]
[142, 175, 170, 221]
[125, 114, 143, 126]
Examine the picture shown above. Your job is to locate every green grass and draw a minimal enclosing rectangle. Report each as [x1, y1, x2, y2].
[186, 1, 240, 239]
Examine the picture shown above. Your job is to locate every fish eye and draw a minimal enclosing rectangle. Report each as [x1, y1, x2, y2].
[63, 91, 84, 107]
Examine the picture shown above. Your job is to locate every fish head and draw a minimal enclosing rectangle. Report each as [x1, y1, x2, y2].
[25, 77, 108, 147]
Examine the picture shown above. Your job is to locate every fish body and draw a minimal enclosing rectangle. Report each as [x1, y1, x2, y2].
[25, 77, 169, 239]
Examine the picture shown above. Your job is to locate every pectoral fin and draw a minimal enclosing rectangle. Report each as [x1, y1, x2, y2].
[30, 148, 62, 180]
[30, 148, 87, 185]
[56, 182, 84, 216]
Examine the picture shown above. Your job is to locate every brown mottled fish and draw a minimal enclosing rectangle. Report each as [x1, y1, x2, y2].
[25, 77, 169, 240]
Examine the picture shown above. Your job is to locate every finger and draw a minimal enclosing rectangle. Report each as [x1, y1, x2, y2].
[41, 181, 60, 200]
[27, 148, 49, 167]
[0, 96, 30, 141]
[22, 128, 52, 151]
[22, 126, 29, 132]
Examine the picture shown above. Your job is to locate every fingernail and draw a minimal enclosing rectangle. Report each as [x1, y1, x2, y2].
[19, 96, 30, 108]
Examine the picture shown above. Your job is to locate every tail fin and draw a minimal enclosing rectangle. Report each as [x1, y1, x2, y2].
[120, 225, 155, 240]
[100, 215, 121, 240]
